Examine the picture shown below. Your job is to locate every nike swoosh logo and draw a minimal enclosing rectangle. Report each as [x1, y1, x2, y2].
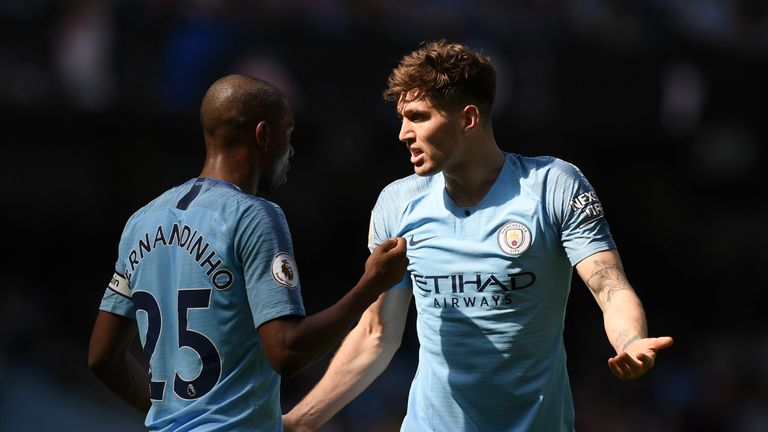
[409, 235, 435, 246]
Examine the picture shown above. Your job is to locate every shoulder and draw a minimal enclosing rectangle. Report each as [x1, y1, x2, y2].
[377, 173, 437, 207]
[510, 153, 581, 178]
[191, 179, 286, 221]
[122, 181, 192, 227]
[507, 154, 589, 193]
[124, 179, 287, 234]
[214, 190, 288, 235]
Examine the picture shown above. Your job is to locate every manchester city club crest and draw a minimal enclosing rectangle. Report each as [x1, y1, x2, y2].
[497, 221, 532, 256]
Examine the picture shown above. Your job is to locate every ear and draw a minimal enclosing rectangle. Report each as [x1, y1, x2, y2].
[255, 120, 270, 152]
[461, 105, 480, 135]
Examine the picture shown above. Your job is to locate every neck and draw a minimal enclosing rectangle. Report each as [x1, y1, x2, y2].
[198, 149, 258, 195]
[443, 134, 505, 208]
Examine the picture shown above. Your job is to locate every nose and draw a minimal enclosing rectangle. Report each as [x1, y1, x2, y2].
[288, 144, 295, 158]
[398, 119, 415, 146]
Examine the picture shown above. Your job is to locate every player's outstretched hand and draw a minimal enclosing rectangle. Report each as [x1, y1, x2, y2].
[608, 336, 674, 380]
[364, 237, 409, 293]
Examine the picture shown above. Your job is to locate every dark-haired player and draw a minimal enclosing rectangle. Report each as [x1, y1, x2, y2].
[88, 74, 408, 431]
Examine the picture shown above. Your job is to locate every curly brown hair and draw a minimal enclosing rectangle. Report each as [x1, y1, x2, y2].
[383, 40, 496, 115]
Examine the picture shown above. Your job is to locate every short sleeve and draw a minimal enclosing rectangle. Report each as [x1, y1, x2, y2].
[546, 160, 616, 266]
[235, 200, 305, 329]
[368, 186, 411, 290]
[99, 258, 136, 319]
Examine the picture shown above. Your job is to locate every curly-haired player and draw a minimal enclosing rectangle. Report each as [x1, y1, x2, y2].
[284, 41, 673, 432]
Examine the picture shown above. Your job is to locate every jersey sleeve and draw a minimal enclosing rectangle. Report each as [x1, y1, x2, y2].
[368, 184, 411, 289]
[546, 159, 616, 266]
[99, 256, 137, 319]
[235, 200, 305, 329]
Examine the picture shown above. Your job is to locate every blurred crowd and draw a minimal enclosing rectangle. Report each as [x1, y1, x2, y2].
[2, 1, 768, 111]
[1, 1, 766, 431]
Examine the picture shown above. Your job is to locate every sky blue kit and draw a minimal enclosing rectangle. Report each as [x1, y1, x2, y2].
[100, 178, 305, 431]
[368, 153, 616, 431]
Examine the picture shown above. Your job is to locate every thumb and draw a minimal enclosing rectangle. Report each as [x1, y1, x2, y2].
[651, 336, 674, 351]
[378, 237, 399, 252]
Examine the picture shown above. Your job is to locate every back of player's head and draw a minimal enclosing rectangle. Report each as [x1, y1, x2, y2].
[200, 74, 287, 144]
[384, 40, 496, 117]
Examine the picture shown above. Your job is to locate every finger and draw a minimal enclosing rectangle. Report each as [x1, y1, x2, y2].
[608, 357, 627, 378]
[617, 356, 640, 377]
[608, 357, 620, 377]
[393, 236, 407, 252]
[377, 237, 399, 252]
[387, 237, 407, 253]
[636, 352, 655, 370]
[609, 354, 633, 377]
[611, 352, 643, 378]
[625, 356, 646, 376]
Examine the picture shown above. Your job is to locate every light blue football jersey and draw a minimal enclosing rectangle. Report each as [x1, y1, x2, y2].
[99, 178, 305, 431]
[368, 153, 616, 432]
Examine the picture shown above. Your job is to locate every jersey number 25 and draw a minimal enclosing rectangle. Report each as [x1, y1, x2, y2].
[133, 288, 222, 401]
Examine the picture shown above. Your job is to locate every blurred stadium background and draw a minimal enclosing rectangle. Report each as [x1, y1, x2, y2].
[1, 1, 766, 431]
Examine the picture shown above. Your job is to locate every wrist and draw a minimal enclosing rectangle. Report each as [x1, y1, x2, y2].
[286, 409, 317, 432]
[620, 335, 641, 352]
[355, 273, 385, 299]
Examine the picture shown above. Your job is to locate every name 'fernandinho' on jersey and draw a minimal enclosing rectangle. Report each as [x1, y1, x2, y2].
[126, 222, 234, 290]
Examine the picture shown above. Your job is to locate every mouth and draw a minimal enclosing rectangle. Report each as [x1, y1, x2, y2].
[410, 148, 424, 166]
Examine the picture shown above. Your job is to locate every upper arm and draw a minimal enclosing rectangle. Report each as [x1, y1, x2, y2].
[361, 182, 416, 346]
[356, 285, 412, 349]
[545, 159, 616, 266]
[236, 202, 306, 328]
[256, 314, 302, 371]
[88, 310, 138, 370]
[575, 249, 630, 310]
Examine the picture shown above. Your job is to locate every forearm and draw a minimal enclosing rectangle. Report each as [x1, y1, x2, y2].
[578, 251, 647, 353]
[89, 311, 150, 412]
[287, 321, 398, 430]
[268, 276, 385, 376]
[91, 353, 151, 412]
[286, 288, 410, 430]
[578, 251, 673, 379]
[601, 287, 647, 354]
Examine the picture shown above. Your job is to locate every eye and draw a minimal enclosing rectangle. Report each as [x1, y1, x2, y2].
[406, 113, 425, 122]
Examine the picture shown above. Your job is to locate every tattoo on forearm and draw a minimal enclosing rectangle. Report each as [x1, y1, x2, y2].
[585, 260, 632, 307]
[621, 334, 641, 352]
[613, 329, 641, 353]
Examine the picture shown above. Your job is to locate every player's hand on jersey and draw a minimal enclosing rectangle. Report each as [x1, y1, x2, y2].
[608, 336, 673, 380]
[363, 237, 409, 293]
